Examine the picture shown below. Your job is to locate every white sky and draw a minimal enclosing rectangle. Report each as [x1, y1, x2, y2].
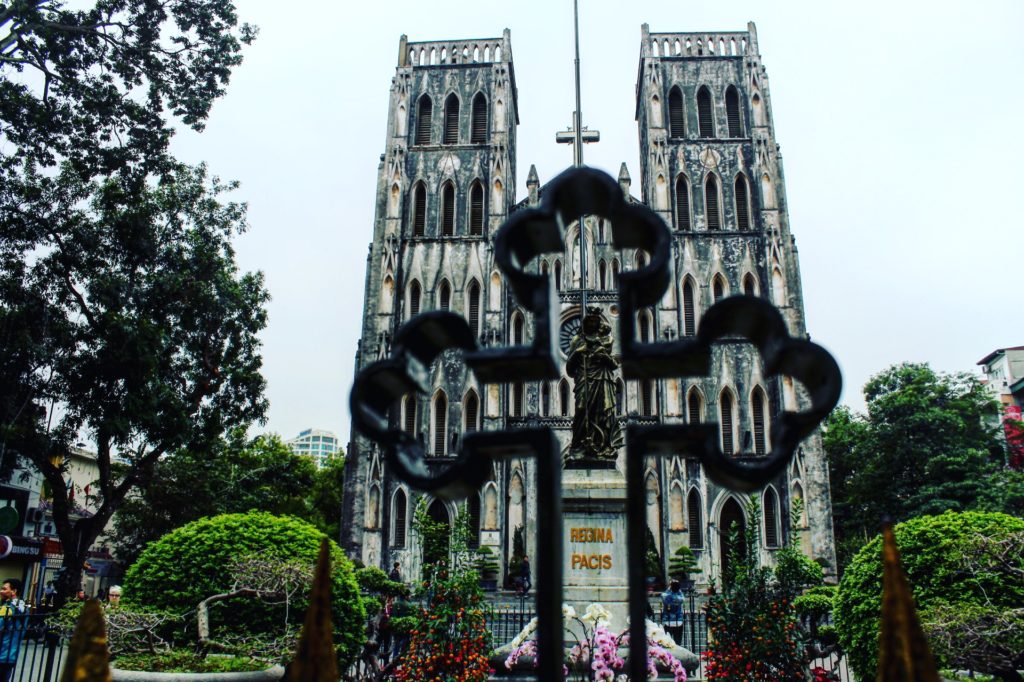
[170, 0, 1024, 443]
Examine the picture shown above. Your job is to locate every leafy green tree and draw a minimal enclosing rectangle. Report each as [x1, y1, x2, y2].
[0, 163, 268, 600]
[667, 545, 702, 583]
[113, 431, 319, 565]
[306, 453, 347, 540]
[824, 363, 1013, 570]
[834, 511, 1024, 682]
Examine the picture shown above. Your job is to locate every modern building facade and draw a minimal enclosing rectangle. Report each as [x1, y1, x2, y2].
[342, 23, 837, 586]
[287, 429, 342, 468]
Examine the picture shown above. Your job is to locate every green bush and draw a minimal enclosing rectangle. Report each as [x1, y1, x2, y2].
[834, 511, 1024, 681]
[114, 651, 267, 673]
[122, 511, 365, 667]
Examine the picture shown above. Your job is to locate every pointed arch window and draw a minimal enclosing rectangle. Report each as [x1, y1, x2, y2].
[743, 274, 757, 296]
[433, 392, 448, 456]
[559, 379, 570, 417]
[615, 379, 624, 415]
[668, 86, 685, 138]
[720, 391, 735, 455]
[751, 387, 767, 456]
[705, 175, 721, 230]
[683, 278, 696, 336]
[541, 381, 550, 416]
[511, 381, 524, 417]
[763, 487, 780, 547]
[639, 310, 653, 344]
[725, 85, 743, 137]
[468, 281, 480, 337]
[412, 183, 427, 237]
[443, 94, 459, 144]
[598, 260, 607, 290]
[612, 260, 620, 288]
[409, 280, 421, 317]
[687, 388, 702, 423]
[697, 86, 714, 138]
[554, 260, 562, 292]
[687, 489, 704, 548]
[415, 95, 432, 145]
[468, 493, 481, 548]
[675, 175, 691, 231]
[713, 275, 726, 302]
[464, 391, 480, 432]
[469, 181, 484, 235]
[440, 182, 455, 236]
[641, 379, 655, 416]
[393, 489, 408, 548]
[512, 312, 525, 345]
[403, 394, 417, 435]
[735, 174, 750, 231]
[471, 93, 488, 143]
[439, 281, 451, 311]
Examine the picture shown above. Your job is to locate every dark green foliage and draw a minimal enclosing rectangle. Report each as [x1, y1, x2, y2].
[355, 567, 408, 598]
[113, 431, 342, 565]
[122, 512, 365, 667]
[113, 652, 267, 673]
[645, 527, 664, 586]
[506, 525, 525, 588]
[824, 363, 1014, 572]
[473, 546, 499, 581]
[834, 511, 1024, 682]
[667, 545, 702, 582]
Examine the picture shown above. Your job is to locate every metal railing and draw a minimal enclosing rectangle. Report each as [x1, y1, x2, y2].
[0, 614, 67, 682]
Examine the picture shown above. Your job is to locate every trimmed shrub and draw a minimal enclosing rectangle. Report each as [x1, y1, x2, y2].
[834, 511, 1024, 681]
[123, 512, 364, 666]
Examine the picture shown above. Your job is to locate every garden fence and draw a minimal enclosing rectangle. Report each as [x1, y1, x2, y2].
[1, 614, 67, 682]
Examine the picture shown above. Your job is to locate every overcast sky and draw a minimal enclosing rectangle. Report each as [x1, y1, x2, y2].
[169, 0, 1024, 443]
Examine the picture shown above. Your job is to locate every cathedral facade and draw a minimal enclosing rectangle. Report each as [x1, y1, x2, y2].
[341, 22, 837, 586]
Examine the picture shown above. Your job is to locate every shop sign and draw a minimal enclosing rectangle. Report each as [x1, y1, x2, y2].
[0, 536, 44, 560]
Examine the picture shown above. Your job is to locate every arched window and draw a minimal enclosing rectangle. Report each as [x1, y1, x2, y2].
[468, 280, 480, 337]
[668, 86, 685, 138]
[713, 275, 726, 302]
[443, 93, 459, 144]
[366, 485, 380, 529]
[468, 494, 481, 548]
[440, 181, 455, 236]
[554, 260, 562, 292]
[412, 182, 426, 237]
[512, 312, 525, 345]
[409, 280, 421, 317]
[751, 387, 768, 456]
[392, 489, 408, 548]
[697, 86, 714, 138]
[720, 391, 735, 455]
[511, 381, 524, 417]
[641, 379, 655, 416]
[598, 260, 607, 290]
[687, 489, 703, 548]
[705, 175, 721, 230]
[433, 392, 448, 456]
[415, 94, 432, 145]
[683, 278, 696, 336]
[635, 250, 648, 269]
[734, 174, 750, 231]
[471, 93, 488, 143]
[772, 267, 785, 306]
[743, 274, 757, 296]
[639, 310, 653, 344]
[464, 390, 480, 432]
[615, 379, 624, 415]
[469, 181, 484, 236]
[541, 381, 550, 416]
[559, 379, 570, 417]
[725, 85, 743, 137]
[763, 487, 780, 547]
[439, 280, 451, 311]
[669, 484, 685, 530]
[687, 388, 702, 423]
[675, 175, 691, 231]
[612, 260, 620, 288]
[403, 394, 417, 435]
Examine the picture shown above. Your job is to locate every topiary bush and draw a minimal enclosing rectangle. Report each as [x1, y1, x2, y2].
[122, 511, 365, 667]
[834, 511, 1024, 681]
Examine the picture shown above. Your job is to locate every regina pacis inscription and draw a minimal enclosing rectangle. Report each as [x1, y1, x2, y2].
[564, 507, 627, 589]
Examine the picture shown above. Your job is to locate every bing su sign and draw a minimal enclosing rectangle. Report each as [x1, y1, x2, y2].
[0, 536, 43, 560]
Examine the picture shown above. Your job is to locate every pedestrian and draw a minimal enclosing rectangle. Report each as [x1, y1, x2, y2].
[661, 579, 685, 645]
[107, 585, 122, 607]
[519, 555, 531, 593]
[0, 579, 27, 682]
[42, 582, 55, 608]
[388, 562, 401, 583]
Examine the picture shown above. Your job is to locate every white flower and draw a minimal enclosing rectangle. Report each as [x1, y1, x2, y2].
[580, 603, 613, 628]
[509, 617, 538, 648]
[562, 604, 577, 619]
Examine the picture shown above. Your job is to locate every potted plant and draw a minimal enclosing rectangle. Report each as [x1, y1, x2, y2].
[474, 546, 500, 591]
[667, 545, 702, 591]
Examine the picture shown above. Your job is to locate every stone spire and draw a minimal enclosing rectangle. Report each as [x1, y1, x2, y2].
[618, 162, 631, 199]
[527, 164, 540, 205]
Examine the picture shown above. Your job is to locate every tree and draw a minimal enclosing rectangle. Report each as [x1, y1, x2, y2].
[112, 431, 319, 565]
[0, 163, 268, 600]
[824, 363, 1014, 570]
[834, 511, 1024, 682]
[306, 453, 347, 541]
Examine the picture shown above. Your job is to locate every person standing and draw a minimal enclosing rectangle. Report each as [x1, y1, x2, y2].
[0, 579, 27, 682]
[519, 555, 531, 593]
[107, 585, 122, 607]
[661, 579, 685, 645]
[388, 562, 401, 583]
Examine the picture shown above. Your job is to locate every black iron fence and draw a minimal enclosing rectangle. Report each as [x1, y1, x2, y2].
[0, 614, 67, 682]
[483, 604, 533, 647]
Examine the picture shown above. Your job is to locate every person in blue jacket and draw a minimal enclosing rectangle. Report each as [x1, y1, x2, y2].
[0, 579, 27, 682]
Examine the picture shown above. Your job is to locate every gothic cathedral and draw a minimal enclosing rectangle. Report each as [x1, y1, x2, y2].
[341, 23, 837, 586]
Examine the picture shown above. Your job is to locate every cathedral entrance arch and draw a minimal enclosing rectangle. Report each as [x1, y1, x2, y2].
[718, 497, 747, 583]
[424, 499, 452, 569]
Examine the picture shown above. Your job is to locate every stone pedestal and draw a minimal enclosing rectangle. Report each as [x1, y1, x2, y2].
[561, 467, 631, 628]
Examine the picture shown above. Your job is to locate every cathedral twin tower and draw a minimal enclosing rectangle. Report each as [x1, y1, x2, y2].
[341, 23, 837, 585]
